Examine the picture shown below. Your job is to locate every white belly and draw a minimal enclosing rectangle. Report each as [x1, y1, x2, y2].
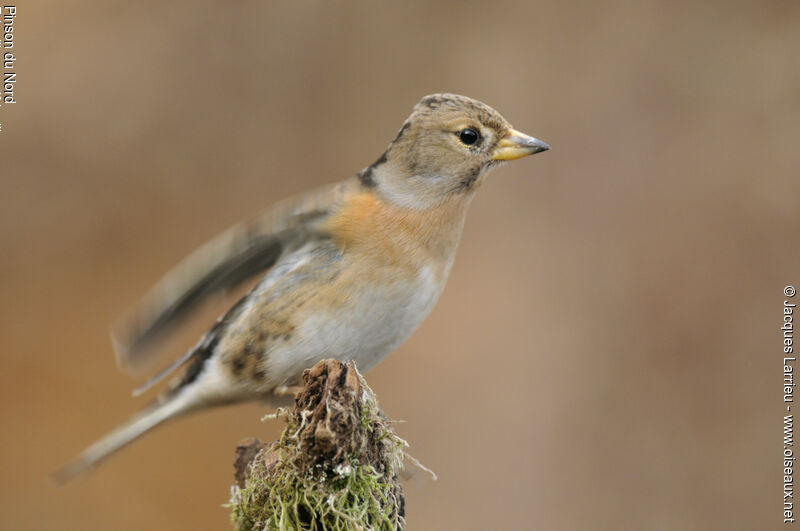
[266, 265, 443, 385]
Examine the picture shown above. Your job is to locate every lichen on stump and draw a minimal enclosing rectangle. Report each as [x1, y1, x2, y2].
[229, 359, 406, 531]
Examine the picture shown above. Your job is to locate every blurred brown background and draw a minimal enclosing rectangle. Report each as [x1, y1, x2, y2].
[2, 1, 799, 529]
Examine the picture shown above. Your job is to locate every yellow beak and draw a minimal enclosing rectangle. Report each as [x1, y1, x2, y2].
[491, 129, 551, 161]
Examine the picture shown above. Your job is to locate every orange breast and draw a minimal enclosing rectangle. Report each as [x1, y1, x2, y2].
[324, 190, 470, 271]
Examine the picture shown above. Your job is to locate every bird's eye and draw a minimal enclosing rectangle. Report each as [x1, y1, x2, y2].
[458, 128, 480, 146]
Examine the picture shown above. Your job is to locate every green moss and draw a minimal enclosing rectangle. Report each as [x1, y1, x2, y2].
[229, 361, 406, 531]
[231, 457, 402, 530]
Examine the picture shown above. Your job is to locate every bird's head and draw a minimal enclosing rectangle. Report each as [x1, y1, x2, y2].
[358, 93, 550, 209]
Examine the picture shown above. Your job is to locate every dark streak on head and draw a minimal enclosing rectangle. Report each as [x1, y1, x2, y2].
[456, 165, 483, 192]
[358, 149, 388, 188]
[372, 151, 387, 167]
[358, 167, 375, 187]
[415, 93, 508, 137]
[393, 121, 411, 143]
[358, 119, 413, 189]
[420, 95, 441, 109]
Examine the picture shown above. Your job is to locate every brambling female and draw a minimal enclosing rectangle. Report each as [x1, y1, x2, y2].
[54, 93, 549, 482]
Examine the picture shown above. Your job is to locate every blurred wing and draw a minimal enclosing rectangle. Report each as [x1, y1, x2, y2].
[112, 180, 349, 375]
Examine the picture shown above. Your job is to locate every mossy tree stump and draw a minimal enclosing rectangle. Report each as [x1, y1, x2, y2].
[229, 359, 406, 530]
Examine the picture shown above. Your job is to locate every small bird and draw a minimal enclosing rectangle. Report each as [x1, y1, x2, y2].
[54, 93, 550, 482]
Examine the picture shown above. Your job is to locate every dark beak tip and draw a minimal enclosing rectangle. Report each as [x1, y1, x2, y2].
[533, 140, 551, 154]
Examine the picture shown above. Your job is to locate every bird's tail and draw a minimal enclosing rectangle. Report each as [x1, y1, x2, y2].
[51, 390, 196, 484]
